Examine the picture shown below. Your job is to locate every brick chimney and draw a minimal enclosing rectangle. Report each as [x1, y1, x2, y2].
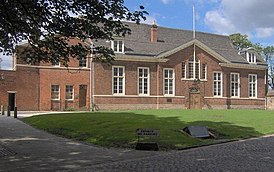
[150, 20, 158, 43]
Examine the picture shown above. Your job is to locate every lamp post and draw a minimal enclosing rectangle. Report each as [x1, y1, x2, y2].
[86, 38, 94, 112]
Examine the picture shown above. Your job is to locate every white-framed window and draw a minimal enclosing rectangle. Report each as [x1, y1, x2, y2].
[111, 40, 124, 53]
[201, 64, 207, 80]
[249, 74, 257, 98]
[188, 56, 200, 79]
[231, 73, 240, 97]
[79, 56, 87, 67]
[65, 85, 74, 100]
[51, 85, 60, 100]
[182, 62, 186, 79]
[163, 68, 175, 96]
[138, 67, 150, 95]
[112, 66, 125, 95]
[247, 52, 256, 63]
[213, 72, 222, 97]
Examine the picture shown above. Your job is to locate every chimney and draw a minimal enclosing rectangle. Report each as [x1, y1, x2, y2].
[150, 20, 158, 43]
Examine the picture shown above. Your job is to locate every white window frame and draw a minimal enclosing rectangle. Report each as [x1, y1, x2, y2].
[163, 68, 175, 96]
[188, 56, 200, 79]
[79, 56, 88, 68]
[112, 66, 125, 95]
[111, 40, 124, 53]
[213, 72, 222, 97]
[182, 62, 186, 79]
[201, 64, 207, 80]
[51, 85, 60, 100]
[230, 73, 240, 98]
[247, 52, 256, 64]
[248, 74, 257, 98]
[65, 85, 74, 100]
[138, 67, 150, 96]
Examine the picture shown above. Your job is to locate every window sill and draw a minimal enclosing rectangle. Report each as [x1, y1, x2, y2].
[51, 99, 60, 102]
[65, 99, 74, 102]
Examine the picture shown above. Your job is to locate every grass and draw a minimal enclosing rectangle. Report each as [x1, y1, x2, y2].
[22, 109, 274, 150]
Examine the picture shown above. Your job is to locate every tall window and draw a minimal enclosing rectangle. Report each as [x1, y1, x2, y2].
[201, 64, 207, 80]
[111, 40, 124, 53]
[249, 74, 257, 98]
[51, 85, 60, 100]
[182, 62, 186, 79]
[112, 66, 125, 95]
[247, 52, 256, 63]
[188, 56, 200, 79]
[79, 56, 87, 67]
[213, 72, 222, 97]
[163, 68, 174, 95]
[138, 67, 150, 95]
[231, 73, 240, 97]
[66, 85, 74, 100]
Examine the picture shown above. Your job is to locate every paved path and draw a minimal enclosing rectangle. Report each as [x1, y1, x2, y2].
[1, 113, 274, 171]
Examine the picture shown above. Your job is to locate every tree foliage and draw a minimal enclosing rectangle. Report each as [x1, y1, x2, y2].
[229, 33, 274, 89]
[0, 0, 148, 66]
[229, 33, 253, 51]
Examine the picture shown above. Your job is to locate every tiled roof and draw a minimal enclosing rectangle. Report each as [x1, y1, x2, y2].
[98, 22, 265, 64]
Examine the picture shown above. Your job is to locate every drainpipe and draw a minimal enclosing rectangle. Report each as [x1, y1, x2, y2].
[86, 38, 94, 112]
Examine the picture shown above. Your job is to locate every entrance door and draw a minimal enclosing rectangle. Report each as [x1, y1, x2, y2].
[8, 93, 16, 111]
[189, 92, 201, 109]
[79, 85, 87, 109]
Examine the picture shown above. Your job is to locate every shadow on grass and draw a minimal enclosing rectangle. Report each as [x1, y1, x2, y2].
[22, 112, 263, 150]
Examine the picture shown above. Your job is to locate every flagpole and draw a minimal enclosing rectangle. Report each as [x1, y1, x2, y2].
[193, 5, 196, 79]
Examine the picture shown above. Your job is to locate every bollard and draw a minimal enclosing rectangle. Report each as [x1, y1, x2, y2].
[7, 106, 10, 117]
[14, 107, 17, 118]
[1, 105, 4, 115]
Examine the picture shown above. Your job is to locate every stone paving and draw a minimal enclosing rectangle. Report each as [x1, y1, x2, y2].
[78, 135, 274, 172]
[1, 113, 274, 171]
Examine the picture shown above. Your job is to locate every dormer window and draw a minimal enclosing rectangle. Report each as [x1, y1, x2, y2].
[111, 40, 124, 53]
[247, 52, 256, 63]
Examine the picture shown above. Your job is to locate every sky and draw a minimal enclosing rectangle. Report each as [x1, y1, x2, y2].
[1, 0, 274, 70]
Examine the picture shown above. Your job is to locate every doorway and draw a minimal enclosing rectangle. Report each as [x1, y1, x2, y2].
[79, 85, 87, 109]
[189, 92, 201, 109]
[8, 92, 16, 111]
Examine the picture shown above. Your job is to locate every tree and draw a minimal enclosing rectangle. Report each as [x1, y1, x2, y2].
[229, 33, 253, 51]
[230, 33, 274, 89]
[0, 0, 148, 66]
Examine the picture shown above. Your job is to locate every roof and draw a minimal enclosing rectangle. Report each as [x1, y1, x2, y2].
[97, 22, 266, 65]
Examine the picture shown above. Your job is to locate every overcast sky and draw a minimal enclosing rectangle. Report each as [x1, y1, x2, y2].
[1, 0, 274, 70]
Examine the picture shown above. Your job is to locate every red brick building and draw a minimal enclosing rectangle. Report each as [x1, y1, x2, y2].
[0, 22, 268, 111]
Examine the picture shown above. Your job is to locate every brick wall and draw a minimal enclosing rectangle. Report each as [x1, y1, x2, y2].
[93, 45, 266, 110]
[39, 68, 90, 111]
[0, 70, 16, 109]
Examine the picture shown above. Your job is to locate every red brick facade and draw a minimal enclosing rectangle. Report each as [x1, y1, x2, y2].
[0, 23, 268, 111]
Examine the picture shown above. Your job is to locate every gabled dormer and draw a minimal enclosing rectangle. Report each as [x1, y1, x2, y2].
[111, 40, 124, 53]
[240, 48, 258, 64]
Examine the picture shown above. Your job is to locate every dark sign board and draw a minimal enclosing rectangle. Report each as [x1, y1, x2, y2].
[136, 128, 160, 137]
[183, 126, 210, 138]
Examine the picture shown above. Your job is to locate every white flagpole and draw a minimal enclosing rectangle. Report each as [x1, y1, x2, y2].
[193, 5, 195, 39]
[193, 5, 196, 79]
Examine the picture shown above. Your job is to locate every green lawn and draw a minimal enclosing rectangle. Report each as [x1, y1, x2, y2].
[22, 109, 274, 150]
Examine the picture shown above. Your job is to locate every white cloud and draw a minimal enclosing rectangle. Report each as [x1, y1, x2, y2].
[204, 10, 235, 35]
[204, 0, 274, 38]
[161, 0, 172, 4]
[255, 28, 274, 38]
